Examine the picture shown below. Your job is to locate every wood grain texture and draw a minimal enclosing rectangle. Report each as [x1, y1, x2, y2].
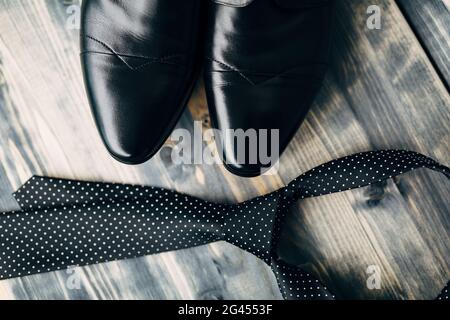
[397, 0, 450, 89]
[0, 0, 448, 300]
[277, 0, 450, 299]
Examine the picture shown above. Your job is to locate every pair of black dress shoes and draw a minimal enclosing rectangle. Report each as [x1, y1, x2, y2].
[81, 0, 334, 177]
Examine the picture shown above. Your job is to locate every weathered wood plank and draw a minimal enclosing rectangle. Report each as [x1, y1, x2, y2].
[0, 0, 448, 300]
[0, 0, 281, 300]
[397, 0, 450, 89]
[276, 0, 450, 300]
[276, 1, 450, 299]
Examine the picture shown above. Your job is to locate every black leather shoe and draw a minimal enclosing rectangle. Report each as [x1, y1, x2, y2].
[204, 0, 334, 177]
[81, 0, 203, 164]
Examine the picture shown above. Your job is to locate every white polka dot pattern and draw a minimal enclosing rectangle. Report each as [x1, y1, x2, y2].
[3, 179, 226, 277]
[437, 282, 449, 301]
[0, 150, 448, 300]
[271, 257, 335, 300]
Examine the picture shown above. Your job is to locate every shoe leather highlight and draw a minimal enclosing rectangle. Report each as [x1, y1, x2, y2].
[81, 0, 203, 164]
[204, 0, 334, 177]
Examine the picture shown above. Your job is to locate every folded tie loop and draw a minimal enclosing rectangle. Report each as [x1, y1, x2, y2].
[286, 150, 449, 201]
[270, 255, 335, 300]
[222, 192, 281, 263]
[1, 149, 448, 300]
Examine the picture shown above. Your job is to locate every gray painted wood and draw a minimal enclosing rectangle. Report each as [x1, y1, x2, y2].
[397, 0, 450, 89]
[277, 0, 450, 299]
[283, 1, 450, 299]
[0, 0, 448, 300]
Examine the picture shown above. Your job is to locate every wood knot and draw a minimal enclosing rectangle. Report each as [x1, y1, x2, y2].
[363, 180, 388, 207]
[197, 289, 225, 300]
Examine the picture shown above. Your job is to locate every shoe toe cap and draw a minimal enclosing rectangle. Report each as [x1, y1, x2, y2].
[206, 66, 325, 177]
[82, 52, 190, 164]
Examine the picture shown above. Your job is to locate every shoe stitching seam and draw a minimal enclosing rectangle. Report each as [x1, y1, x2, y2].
[206, 58, 327, 85]
[206, 57, 256, 85]
[83, 35, 184, 70]
[80, 51, 184, 70]
[210, 69, 327, 79]
[211, 74, 324, 88]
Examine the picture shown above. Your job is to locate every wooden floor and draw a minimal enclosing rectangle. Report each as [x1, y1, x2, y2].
[0, 0, 448, 300]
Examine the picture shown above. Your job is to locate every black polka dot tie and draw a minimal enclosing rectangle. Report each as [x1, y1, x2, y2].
[0, 150, 448, 300]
